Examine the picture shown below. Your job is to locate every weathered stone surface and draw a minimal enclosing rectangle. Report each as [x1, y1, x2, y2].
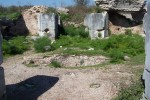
[22, 6, 48, 35]
[94, 0, 146, 11]
[84, 12, 108, 39]
[0, 67, 6, 100]
[56, 7, 69, 14]
[143, 2, 150, 99]
[38, 13, 59, 40]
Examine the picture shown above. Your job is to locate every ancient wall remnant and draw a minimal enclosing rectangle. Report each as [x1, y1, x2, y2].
[143, 3, 150, 100]
[84, 12, 109, 39]
[22, 6, 48, 35]
[38, 13, 59, 40]
[94, 0, 146, 35]
[94, 0, 146, 11]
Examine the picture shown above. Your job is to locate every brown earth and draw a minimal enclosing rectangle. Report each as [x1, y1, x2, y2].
[2, 51, 143, 100]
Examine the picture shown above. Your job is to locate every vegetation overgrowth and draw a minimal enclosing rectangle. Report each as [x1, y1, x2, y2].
[2, 36, 29, 55]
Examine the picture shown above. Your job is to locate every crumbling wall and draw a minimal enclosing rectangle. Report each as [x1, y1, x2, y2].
[22, 6, 48, 35]
[38, 13, 59, 40]
[143, 3, 150, 99]
[94, 0, 146, 11]
[84, 12, 109, 39]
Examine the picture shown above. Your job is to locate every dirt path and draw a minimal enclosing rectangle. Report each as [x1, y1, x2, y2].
[2, 53, 139, 100]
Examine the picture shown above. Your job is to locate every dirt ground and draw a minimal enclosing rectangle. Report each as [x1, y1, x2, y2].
[2, 52, 143, 100]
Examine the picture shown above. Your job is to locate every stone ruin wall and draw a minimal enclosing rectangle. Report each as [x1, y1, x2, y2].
[94, 0, 146, 11]
[94, 0, 146, 35]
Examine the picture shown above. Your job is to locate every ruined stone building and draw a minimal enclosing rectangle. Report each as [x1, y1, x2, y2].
[94, 0, 146, 34]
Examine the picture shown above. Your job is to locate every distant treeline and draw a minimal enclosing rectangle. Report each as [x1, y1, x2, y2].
[0, 5, 33, 13]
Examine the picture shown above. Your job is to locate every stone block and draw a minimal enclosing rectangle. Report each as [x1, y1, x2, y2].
[38, 13, 59, 40]
[84, 12, 108, 39]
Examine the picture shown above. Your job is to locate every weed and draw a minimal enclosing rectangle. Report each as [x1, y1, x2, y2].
[33, 37, 55, 53]
[113, 80, 144, 100]
[50, 60, 61, 68]
[2, 36, 29, 55]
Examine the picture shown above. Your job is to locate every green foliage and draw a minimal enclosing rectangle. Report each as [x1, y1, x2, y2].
[114, 80, 144, 100]
[92, 7, 104, 13]
[45, 7, 56, 13]
[0, 12, 21, 20]
[53, 34, 144, 63]
[50, 60, 61, 68]
[33, 37, 55, 53]
[60, 13, 71, 21]
[125, 29, 132, 35]
[64, 25, 89, 38]
[2, 36, 29, 55]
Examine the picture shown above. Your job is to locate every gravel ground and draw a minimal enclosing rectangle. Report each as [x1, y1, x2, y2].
[2, 53, 135, 100]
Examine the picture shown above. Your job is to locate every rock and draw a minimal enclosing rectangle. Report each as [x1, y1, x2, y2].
[88, 48, 94, 51]
[94, 0, 146, 11]
[84, 12, 109, 39]
[44, 46, 51, 51]
[123, 56, 130, 61]
[22, 6, 48, 35]
[56, 7, 69, 14]
[90, 83, 101, 88]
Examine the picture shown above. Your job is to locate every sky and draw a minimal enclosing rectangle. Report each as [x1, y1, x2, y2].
[0, 0, 95, 7]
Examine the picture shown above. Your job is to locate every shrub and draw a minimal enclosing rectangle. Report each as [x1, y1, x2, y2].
[125, 29, 132, 35]
[2, 36, 29, 55]
[60, 13, 71, 21]
[50, 60, 61, 68]
[64, 25, 89, 38]
[92, 7, 104, 13]
[33, 37, 55, 53]
[114, 80, 144, 100]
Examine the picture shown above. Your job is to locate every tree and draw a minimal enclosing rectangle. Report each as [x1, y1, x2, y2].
[74, 0, 89, 6]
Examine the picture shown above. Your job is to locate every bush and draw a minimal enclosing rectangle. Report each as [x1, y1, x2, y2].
[50, 60, 61, 68]
[33, 37, 55, 53]
[60, 13, 71, 21]
[64, 25, 89, 38]
[2, 36, 29, 55]
[114, 80, 144, 100]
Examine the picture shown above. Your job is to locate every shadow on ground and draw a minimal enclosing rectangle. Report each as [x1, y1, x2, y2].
[6, 75, 59, 100]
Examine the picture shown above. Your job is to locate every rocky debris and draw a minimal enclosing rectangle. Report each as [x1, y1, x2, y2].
[56, 7, 69, 14]
[94, 0, 146, 11]
[84, 12, 109, 39]
[23, 54, 108, 67]
[22, 6, 48, 35]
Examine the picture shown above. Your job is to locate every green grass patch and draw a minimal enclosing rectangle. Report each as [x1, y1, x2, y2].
[52, 34, 144, 63]
[49, 60, 62, 68]
[113, 80, 144, 100]
[2, 36, 29, 55]
[33, 37, 55, 53]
